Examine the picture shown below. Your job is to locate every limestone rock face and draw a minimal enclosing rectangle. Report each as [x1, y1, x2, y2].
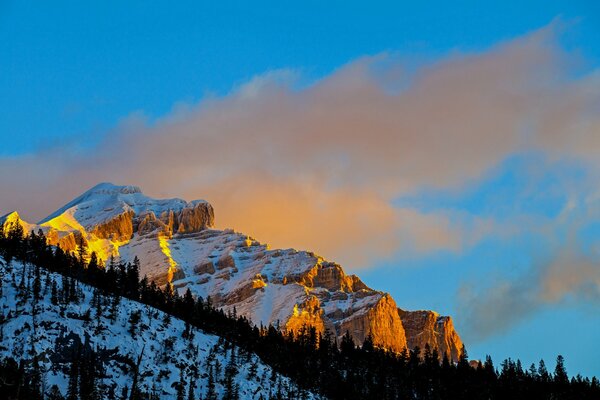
[194, 261, 215, 275]
[285, 295, 333, 336]
[336, 293, 407, 352]
[136, 212, 165, 236]
[175, 202, 214, 233]
[398, 309, 463, 361]
[298, 262, 371, 292]
[54, 232, 79, 253]
[40, 228, 80, 253]
[92, 211, 134, 241]
[134, 203, 214, 237]
[6, 183, 464, 361]
[223, 278, 266, 304]
[216, 254, 236, 270]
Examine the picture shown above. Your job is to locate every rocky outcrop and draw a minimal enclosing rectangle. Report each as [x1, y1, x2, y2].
[216, 254, 236, 270]
[175, 202, 214, 233]
[92, 211, 134, 241]
[335, 294, 407, 352]
[194, 261, 216, 275]
[40, 228, 80, 253]
[398, 309, 463, 361]
[298, 262, 371, 292]
[136, 211, 169, 236]
[54, 232, 79, 253]
[223, 276, 268, 304]
[134, 203, 214, 237]
[285, 295, 333, 336]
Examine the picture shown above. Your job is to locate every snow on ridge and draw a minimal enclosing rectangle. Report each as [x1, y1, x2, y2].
[37, 182, 209, 229]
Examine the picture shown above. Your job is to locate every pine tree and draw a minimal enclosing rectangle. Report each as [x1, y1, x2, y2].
[94, 293, 105, 334]
[458, 344, 469, 369]
[32, 264, 42, 302]
[340, 330, 355, 357]
[66, 351, 79, 400]
[162, 311, 171, 328]
[29, 358, 43, 399]
[88, 251, 99, 271]
[223, 347, 239, 400]
[205, 366, 217, 400]
[362, 333, 374, 352]
[247, 360, 258, 381]
[538, 359, 550, 383]
[48, 384, 65, 400]
[77, 235, 87, 267]
[176, 368, 186, 400]
[4, 216, 24, 263]
[554, 355, 568, 384]
[109, 294, 120, 323]
[187, 377, 195, 400]
[126, 257, 141, 299]
[128, 310, 141, 338]
[51, 279, 59, 305]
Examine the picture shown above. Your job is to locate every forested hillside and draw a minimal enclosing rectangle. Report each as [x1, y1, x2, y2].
[0, 221, 598, 400]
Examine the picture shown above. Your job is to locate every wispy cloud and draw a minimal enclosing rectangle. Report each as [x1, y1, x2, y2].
[458, 187, 600, 341]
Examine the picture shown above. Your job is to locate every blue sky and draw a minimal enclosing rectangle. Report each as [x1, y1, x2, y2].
[1, 1, 600, 377]
[2, 1, 599, 155]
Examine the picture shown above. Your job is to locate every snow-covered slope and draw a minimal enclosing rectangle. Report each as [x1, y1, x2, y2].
[1, 183, 463, 359]
[0, 256, 318, 399]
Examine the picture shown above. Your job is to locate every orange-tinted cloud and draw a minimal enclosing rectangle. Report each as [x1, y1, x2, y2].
[0, 22, 599, 271]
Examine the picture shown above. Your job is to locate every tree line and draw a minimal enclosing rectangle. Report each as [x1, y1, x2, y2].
[0, 219, 598, 399]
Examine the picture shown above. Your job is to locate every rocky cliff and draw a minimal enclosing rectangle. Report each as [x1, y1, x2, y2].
[398, 309, 463, 361]
[1, 183, 463, 360]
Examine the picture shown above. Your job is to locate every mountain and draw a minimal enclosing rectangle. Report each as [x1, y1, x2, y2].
[1, 183, 463, 360]
[0, 256, 318, 399]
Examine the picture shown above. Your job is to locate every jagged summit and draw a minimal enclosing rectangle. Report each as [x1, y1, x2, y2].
[4, 183, 214, 267]
[38, 182, 211, 230]
[2, 182, 464, 360]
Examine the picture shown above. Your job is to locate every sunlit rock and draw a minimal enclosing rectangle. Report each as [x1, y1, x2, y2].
[398, 309, 463, 361]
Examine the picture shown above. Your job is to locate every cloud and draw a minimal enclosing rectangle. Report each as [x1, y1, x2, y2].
[0, 22, 599, 271]
[458, 247, 600, 342]
[457, 190, 600, 342]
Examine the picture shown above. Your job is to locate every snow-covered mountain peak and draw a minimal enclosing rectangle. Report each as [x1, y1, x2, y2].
[3, 183, 214, 266]
[38, 182, 212, 231]
[2, 183, 464, 360]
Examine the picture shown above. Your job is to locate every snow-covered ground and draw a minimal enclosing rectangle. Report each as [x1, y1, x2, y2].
[0, 256, 319, 399]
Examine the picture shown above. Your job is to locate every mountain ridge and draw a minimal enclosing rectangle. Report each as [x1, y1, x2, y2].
[1, 183, 463, 360]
